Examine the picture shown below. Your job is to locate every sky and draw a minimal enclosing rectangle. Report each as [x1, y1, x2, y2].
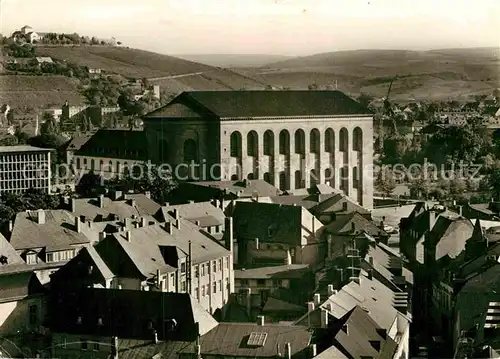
[0, 0, 499, 56]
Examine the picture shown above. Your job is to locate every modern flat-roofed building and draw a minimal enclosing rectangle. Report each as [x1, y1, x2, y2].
[0, 145, 52, 194]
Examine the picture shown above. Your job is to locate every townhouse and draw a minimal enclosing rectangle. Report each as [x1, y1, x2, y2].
[231, 201, 325, 268]
[7, 209, 95, 284]
[295, 269, 411, 359]
[50, 211, 234, 315]
[47, 288, 218, 359]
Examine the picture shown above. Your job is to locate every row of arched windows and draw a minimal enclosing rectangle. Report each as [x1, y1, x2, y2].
[230, 127, 363, 158]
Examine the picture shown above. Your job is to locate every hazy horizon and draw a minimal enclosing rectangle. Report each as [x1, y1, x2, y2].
[1, 0, 499, 57]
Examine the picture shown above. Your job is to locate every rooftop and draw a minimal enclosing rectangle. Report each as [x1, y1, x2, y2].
[145, 90, 372, 119]
[0, 145, 53, 153]
[179, 322, 312, 358]
[10, 209, 91, 252]
[74, 129, 148, 160]
[234, 264, 311, 279]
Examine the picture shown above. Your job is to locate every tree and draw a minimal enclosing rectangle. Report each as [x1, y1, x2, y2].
[409, 177, 431, 199]
[487, 168, 500, 201]
[375, 167, 396, 197]
[105, 163, 177, 205]
[75, 171, 105, 198]
[41, 113, 60, 136]
[0, 135, 19, 146]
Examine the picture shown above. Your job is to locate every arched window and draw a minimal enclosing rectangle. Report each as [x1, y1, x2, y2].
[339, 128, 348, 152]
[325, 128, 335, 152]
[90, 159, 95, 171]
[340, 166, 349, 192]
[353, 166, 359, 188]
[109, 161, 113, 173]
[279, 130, 290, 155]
[310, 169, 318, 188]
[231, 174, 239, 181]
[263, 172, 272, 184]
[310, 129, 320, 153]
[230, 132, 242, 157]
[116, 162, 121, 173]
[247, 173, 254, 180]
[295, 170, 304, 189]
[294, 129, 305, 154]
[279, 172, 287, 191]
[99, 160, 104, 171]
[184, 139, 198, 163]
[76, 157, 81, 169]
[325, 168, 332, 181]
[264, 130, 274, 156]
[353, 127, 363, 151]
[247, 131, 258, 157]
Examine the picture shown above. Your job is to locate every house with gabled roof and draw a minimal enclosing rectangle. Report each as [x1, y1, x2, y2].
[7, 209, 94, 284]
[231, 201, 325, 268]
[50, 211, 234, 315]
[0, 233, 45, 338]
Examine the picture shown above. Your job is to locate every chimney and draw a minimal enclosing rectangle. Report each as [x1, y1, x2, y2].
[70, 198, 76, 212]
[310, 344, 317, 358]
[165, 221, 172, 234]
[285, 343, 291, 359]
[285, 249, 292, 265]
[225, 217, 234, 252]
[125, 231, 131, 242]
[327, 284, 335, 296]
[144, 191, 151, 199]
[36, 209, 45, 225]
[307, 301, 315, 313]
[75, 216, 82, 233]
[314, 293, 321, 306]
[172, 209, 179, 219]
[320, 309, 328, 329]
[156, 269, 161, 288]
[458, 205, 463, 216]
[257, 315, 264, 326]
[111, 336, 118, 358]
[8, 220, 13, 233]
[129, 199, 136, 207]
[99, 232, 106, 241]
[368, 256, 374, 266]
[98, 194, 104, 208]
[245, 288, 252, 317]
[141, 217, 147, 227]
[195, 220, 200, 226]
[255, 238, 259, 249]
[176, 218, 181, 230]
[124, 217, 132, 229]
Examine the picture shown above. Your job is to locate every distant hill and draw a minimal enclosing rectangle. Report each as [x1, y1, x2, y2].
[0, 75, 86, 110]
[1, 46, 268, 110]
[174, 54, 293, 68]
[252, 47, 500, 101]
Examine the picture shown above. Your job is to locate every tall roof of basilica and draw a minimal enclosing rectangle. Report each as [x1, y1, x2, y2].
[144, 90, 373, 119]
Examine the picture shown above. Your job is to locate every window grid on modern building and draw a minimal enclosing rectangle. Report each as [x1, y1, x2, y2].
[0, 149, 51, 193]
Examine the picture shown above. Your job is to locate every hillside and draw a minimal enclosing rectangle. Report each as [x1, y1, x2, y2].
[253, 47, 500, 101]
[0, 75, 86, 110]
[174, 54, 293, 68]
